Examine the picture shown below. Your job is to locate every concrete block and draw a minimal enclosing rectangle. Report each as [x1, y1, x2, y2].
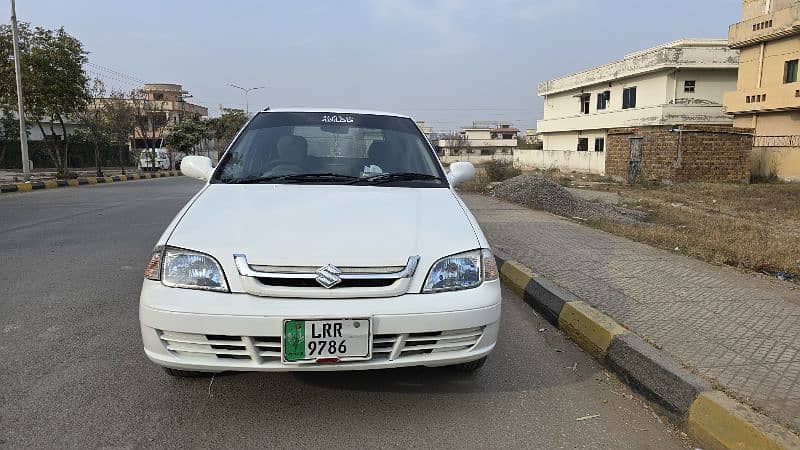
[688, 391, 800, 450]
[499, 260, 535, 298]
[606, 333, 709, 416]
[558, 301, 626, 358]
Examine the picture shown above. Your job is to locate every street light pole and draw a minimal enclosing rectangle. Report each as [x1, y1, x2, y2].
[10, 0, 30, 180]
[227, 84, 265, 116]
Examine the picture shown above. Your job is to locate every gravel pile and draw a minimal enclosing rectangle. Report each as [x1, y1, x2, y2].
[490, 174, 648, 225]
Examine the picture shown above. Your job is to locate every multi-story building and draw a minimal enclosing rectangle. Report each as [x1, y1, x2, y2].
[523, 129, 541, 145]
[724, 0, 800, 181]
[533, 40, 752, 182]
[131, 83, 208, 150]
[436, 121, 518, 163]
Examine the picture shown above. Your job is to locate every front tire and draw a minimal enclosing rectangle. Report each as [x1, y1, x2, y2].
[448, 356, 487, 373]
[162, 367, 214, 378]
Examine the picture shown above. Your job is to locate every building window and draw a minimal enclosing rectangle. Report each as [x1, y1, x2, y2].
[152, 93, 164, 100]
[577, 138, 589, 152]
[622, 87, 637, 109]
[785, 60, 798, 84]
[684, 81, 696, 93]
[594, 138, 605, 152]
[597, 91, 610, 110]
[580, 94, 591, 114]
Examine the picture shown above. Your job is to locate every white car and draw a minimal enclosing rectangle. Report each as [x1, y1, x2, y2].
[139, 108, 501, 376]
[138, 149, 170, 171]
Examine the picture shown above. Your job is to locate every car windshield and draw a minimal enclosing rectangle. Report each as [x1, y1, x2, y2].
[213, 112, 447, 187]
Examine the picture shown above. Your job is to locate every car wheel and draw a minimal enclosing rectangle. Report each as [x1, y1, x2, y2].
[448, 356, 487, 373]
[162, 367, 214, 378]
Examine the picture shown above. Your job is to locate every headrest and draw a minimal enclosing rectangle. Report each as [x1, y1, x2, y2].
[277, 135, 308, 162]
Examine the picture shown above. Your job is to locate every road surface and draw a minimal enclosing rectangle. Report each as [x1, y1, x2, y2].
[0, 178, 690, 448]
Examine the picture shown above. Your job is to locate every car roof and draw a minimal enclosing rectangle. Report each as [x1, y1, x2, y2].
[259, 107, 411, 119]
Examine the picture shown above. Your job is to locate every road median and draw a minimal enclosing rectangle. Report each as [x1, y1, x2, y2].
[494, 250, 800, 450]
[0, 171, 181, 195]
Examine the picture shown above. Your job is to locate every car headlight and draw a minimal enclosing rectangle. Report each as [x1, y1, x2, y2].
[144, 246, 229, 292]
[422, 249, 498, 293]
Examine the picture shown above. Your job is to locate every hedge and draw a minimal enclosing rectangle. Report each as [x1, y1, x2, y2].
[0, 140, 133, 170]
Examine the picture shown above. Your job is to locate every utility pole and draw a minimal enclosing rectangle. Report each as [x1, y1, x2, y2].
[227, 83, 264, 116]
[10, 0, 30, 180]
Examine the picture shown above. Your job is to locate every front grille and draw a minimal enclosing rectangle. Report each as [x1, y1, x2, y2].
[256, 278, 396, 289]
[158, 326, 484, 364]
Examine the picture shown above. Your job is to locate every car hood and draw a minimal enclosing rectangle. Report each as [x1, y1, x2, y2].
[167, 184, 480, 291]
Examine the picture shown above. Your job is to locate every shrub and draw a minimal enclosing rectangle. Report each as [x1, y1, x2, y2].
[483, 159, 521, 182]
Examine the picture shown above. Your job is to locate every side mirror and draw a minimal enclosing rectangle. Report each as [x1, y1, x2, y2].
[180, 155, 214, 181]
[446, 161, 476, 187]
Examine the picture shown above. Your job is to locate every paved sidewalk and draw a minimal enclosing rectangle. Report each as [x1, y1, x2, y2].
[463, 193, 800, 431]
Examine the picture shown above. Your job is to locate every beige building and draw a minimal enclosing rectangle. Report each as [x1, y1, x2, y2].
[436, 122, 518, 163]
[535, 39, 740, 175]
[724, 0, 800, 180]
[131, 83, 208, 150]
[523, 129, 541, 145]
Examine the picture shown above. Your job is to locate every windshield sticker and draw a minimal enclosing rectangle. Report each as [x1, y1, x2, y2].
[321, 115, 354, 124]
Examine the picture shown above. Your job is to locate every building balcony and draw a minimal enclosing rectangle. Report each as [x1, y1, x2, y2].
[537, 104, 733, 134]
[728, 4, 800, 49]
[723, 84, 800, 114]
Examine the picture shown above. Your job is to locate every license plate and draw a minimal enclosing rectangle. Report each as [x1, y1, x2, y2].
[282, 319, 371, 363]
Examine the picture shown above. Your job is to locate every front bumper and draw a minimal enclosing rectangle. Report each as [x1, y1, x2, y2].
[139, 279, 501, 372]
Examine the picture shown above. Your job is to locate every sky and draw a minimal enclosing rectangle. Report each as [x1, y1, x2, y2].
[12, 0, 740, 132]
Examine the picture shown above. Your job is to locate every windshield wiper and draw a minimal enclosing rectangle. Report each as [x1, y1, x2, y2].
[224, 173, 360, 184]
[356, 172, 444, 184]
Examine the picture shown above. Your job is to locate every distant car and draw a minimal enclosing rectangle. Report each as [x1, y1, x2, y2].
[139, 108, 501, 377]
[138, 149, 170, 171]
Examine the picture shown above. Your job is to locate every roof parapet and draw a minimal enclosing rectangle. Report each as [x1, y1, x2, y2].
[539, 39, 738, 97]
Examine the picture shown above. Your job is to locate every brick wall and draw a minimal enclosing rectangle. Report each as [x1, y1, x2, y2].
[606, 125, 753, 183]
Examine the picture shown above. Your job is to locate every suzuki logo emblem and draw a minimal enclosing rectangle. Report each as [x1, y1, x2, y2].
[315, 264, 342, 289]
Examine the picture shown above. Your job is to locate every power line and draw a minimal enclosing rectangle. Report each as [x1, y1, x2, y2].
[85, 69, 141, 91]
[85, 62, 146, 84]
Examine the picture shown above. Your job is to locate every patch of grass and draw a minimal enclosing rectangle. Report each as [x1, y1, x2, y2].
[586, 182, 800, 277]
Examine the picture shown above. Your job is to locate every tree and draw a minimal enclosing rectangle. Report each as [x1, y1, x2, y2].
[0, 107, 23, 167]
[75, 79, 108, 176]
[165, 117, 205, 154]
[130, 88, 168, 170]
[102, 91, 135, 174]
[0, 23, 89, 178]
[206, 109, 247, 158]
[443, 132, 470, 156]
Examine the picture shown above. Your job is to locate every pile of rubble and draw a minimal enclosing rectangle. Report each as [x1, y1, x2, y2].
[490, 174, 647, 225]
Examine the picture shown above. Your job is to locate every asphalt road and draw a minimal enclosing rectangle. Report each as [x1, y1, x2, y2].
[0, 178, 690, 449]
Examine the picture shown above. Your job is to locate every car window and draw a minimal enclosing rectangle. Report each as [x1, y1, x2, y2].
[213, 112, 446, 187]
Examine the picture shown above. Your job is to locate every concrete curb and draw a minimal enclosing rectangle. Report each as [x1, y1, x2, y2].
[0, 171, 181, 195]
[493, 250, 800, 450]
